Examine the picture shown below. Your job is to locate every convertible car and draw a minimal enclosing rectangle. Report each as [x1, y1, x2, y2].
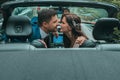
[0, 0, 120, 80]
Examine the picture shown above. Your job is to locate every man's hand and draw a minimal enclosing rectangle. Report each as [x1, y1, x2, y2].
[31, 39, 47, 48]
[52, 32, 58, 38]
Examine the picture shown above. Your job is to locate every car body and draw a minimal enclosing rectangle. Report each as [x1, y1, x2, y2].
[0, 0, 120, 80]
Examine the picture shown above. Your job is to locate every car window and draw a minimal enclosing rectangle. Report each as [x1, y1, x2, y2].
[69, 7, 108, 22]
[12, 7, 34, 19]
[12, 7, 48, 19]
[12, 6, 108, 23]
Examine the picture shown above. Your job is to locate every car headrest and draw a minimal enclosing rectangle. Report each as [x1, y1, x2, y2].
[5, 15, 32, 40]
[93, 18, 120, 42]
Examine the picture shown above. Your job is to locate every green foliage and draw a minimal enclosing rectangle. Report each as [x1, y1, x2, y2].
[94, 0, 120, 10]
[96, 0, 112, 2]
[113, 27, 120, 43]
[94, 0, 120, 7]
[116, 12, 120, 20]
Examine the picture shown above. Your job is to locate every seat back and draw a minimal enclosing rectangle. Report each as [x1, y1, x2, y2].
[93, 18, 120, 42]
[5, 15, 32, 42]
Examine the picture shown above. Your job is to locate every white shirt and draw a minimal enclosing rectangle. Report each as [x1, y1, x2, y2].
[39, 28, 48, 39]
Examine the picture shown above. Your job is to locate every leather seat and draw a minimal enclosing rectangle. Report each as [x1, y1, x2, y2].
[93, 18, 120, 42]
[93, 18, 120, 51]
[5, 15, 32, 42]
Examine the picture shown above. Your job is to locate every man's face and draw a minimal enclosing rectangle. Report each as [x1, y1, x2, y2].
[47, 15, 59, 32]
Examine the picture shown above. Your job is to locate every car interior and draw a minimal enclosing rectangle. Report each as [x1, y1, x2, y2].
[1, 14, 120, 51]
[0, 0, 120, 51]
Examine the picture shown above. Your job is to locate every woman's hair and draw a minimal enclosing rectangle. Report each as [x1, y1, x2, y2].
[61, 14, 87, 47]
[61, 14, 86, 37]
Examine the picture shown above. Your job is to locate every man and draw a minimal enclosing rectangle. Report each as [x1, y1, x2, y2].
[38, 9, 59, 38]
[30, 9, 59, 47]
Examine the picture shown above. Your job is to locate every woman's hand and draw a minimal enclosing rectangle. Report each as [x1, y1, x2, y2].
[75, 36, 87, 45]
[73, 36, 87, 48]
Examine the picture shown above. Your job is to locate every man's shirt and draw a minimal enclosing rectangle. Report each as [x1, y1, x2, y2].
[39, 28, 48, 39]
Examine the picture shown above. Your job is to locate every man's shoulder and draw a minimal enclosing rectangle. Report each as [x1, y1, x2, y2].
[29, 25, 41, 42]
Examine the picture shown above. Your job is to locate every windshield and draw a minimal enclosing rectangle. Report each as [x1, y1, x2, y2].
[12, 6, 108, 22]
[70, 7, 108, 22]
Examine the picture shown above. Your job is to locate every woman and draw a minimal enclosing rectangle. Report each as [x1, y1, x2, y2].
[60, 14, 95, 48]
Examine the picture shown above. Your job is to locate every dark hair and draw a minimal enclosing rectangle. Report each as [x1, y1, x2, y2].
[38, 9, 57, 26]
[62, 8, 70, 13]
[61, 14, 87, 37]
[61, 14, 87, 47]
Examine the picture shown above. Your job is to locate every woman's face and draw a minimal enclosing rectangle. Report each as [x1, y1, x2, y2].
[60, 17, 71, 33]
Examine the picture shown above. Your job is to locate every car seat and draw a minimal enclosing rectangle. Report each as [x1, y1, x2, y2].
[5, 15, 32, 42]
[93, 18, 120, 51]
[93, 18, 120, 43]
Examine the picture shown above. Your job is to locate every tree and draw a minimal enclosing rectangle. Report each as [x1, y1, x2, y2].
[94, 0, 120, 7]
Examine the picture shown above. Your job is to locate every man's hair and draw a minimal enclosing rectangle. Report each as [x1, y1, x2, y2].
[38, 9, 57, 26]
